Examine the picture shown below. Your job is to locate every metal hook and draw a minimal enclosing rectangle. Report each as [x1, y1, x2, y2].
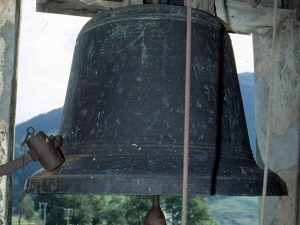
[21, 127, 36, 146]
[26, 127, 35, 135]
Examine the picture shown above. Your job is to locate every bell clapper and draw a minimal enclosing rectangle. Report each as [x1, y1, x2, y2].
[144, 195, 167, 225]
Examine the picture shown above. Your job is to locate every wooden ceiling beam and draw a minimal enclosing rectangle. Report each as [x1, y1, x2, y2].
[36, 0, 292, 34]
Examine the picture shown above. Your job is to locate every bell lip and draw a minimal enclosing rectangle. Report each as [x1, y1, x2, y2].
[24, 147, 288, 196]
[24, 168, 287, 196]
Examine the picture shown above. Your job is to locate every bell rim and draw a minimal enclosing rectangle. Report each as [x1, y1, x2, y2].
[25, 165, 287, 196]
[25, 144, 287, 196]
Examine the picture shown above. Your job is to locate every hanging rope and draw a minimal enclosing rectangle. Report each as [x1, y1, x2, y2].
[18, 145, 27, 225]
[182, 0, 192, 224]
[259, 0, 278, 223]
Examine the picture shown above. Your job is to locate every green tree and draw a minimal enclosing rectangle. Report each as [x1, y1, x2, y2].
[162, 196, 219, 225]
[70, 195, 93, 225]
[34, 194, 67, 224]
[103, 196, 127, 225]
[88, 195, 106, 225]
[21, 194, 34, 224]
[34, 194, 219, 225]
[34, 194, 94, 225]
[34, 194, 128, 225]
[87, 195, 127, 225]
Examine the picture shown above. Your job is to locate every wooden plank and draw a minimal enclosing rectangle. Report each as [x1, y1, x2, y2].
[215, 0, 291, 34]
[36, 0, 291, 34]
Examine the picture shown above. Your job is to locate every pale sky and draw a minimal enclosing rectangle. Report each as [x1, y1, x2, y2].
[16, 0, 254, 124]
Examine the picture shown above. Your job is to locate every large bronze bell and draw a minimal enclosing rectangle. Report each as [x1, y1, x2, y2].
[25, 5, 287, 195]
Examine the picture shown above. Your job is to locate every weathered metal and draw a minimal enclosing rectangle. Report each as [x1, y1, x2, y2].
[0, 127, 65, 176]
[25, 5, 287, 196]
[24, 128, 65, 172]
[144, 196, 166, 225]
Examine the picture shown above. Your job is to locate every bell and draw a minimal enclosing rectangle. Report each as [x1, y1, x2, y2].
[25, 5, 287, 196]
[144, 196, 166, 225]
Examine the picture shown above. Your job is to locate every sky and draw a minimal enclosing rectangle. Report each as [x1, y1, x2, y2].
[16, 0, 254, 125]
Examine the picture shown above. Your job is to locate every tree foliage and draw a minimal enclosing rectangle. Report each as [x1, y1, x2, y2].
[88, 195, 106, 225]
[33, 194, 218, 225]
[124, 196, 151, 225]
[103, 196, 127, 225]
[162, 196, 219, 225]
[21, 194, 34, 222]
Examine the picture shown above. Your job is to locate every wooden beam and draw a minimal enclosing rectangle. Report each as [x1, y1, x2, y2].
[36, 0, 132, 17]
[36, 0, 291, 34]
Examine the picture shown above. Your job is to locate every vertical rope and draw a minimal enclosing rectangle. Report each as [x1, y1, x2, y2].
[259, 0, 278, 223]
[182, 0, 192, 224]
[18, 145, 27, 225]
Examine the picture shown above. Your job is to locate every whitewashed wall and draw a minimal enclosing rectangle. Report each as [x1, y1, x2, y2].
[0, 0, 19, 224]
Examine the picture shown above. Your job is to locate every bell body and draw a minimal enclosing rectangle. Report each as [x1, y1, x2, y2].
[25, 5, 286, 195]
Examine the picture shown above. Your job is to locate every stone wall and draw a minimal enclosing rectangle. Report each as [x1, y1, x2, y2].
[0, 0, 19, 224]
[253, 2, 300, 224]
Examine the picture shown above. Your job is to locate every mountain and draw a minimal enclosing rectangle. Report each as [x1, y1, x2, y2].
[239, 72, 255, 86]
[238, 72, 256, 159]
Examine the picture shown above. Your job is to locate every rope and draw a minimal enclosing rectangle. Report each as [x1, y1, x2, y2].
[259, 0, 278, 223]
[18, 145, 27, 225]
[182, 0, 192, 224]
